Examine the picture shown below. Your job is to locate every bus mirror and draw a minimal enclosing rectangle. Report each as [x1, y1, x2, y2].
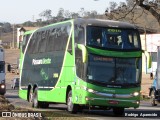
[77, 44, 88, 63]
[7, 64, 11, 72]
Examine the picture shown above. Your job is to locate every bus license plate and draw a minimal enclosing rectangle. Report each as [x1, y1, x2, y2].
[108, 100, 119, 105]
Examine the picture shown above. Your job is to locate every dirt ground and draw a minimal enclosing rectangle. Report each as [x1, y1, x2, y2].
[5, 48, 20, 84]
[4, 48, 152, 96]
[141, 73, 153, 96]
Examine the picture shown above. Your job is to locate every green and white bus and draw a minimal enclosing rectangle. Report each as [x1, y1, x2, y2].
[19, 18, 142, 115]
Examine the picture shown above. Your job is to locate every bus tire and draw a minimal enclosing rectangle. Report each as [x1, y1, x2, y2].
[32, 88, 49, 108]
[151, 90, 157, 106]
[28, 89, 33, 103]
[113, 107, 124, 116]
[67, 90, 78, 114]
[32, 88, 39, 108]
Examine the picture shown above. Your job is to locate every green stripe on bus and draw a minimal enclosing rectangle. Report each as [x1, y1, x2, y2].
[87, 46, 142, 57]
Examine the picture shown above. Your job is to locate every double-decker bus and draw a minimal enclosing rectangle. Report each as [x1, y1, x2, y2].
[19, 18, 142, 115]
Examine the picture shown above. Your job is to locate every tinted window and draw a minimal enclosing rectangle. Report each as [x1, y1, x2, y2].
[27, 34, 38, 54]
[87, 26, 141, 50]
[46, 24, 71, 52]
[87, 54, 142, 87]
[75, 25, 85, 44]
[22, 34, 31, 53]
[27, 23, 71, 54]
[75, 49, 84, 79]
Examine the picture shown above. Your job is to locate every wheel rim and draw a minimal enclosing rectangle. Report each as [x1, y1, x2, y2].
[34, 96, 38, 107]
[67, 96, 72, 111]
[151, 91, 155, 105]
[29, 91, 33, 103]
[33, 91, 38, 107]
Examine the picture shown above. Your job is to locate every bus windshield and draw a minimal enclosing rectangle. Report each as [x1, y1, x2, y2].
[87, 54, 142, 87]
[87, 26, 141, 50]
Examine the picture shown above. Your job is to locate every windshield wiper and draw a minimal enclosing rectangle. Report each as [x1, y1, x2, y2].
[87, 79, 107, 86]
[120, 83, 140, 87]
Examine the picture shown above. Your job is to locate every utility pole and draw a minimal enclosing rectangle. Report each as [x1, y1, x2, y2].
[13, 24, 14, 48]
[0, 26, 2, 40]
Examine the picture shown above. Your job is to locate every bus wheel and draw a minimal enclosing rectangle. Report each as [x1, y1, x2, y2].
[67, 90, 78, 114]
[113, 107, 124, 116]
[32, 88, 39, 108]
[151, 90, 157, 106]
[28, 89, 33, 103]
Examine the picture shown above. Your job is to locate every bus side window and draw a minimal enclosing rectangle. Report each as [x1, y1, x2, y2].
[33, 32, 40, 54]
[55, 26, 68, 51]
[37, 30, 51, 53]
[46, 23, 71, 52]
[75, 25, 85, 44]
[75, 49, 84, 79]
[47, 28, 56, 52]
[61, 26, 69, 50]
[28, 34, 36, 54]
[38, 31, 47, 53]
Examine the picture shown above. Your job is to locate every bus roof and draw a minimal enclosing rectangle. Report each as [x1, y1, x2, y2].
[74, 18, 137, 29]
[35, 18, 137, 32]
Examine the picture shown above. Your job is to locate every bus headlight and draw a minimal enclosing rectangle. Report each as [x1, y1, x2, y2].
[133, 92, 139, 96]
[1, 84, 5, 89]
[82, 86, 96, 93]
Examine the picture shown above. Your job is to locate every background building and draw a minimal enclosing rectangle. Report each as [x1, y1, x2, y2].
[17, 27, 38, 48]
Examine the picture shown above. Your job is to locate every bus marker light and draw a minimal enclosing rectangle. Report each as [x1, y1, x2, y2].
[132, 101, 140, 104]
[85, 97, 94, 101]
[133, 92, 139, 96]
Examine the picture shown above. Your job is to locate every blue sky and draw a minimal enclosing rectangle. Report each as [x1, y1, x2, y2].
[0, 0, 126, 23]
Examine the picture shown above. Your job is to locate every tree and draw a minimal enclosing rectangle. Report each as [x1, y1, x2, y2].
[39, 9, 52, 21]
[105, 0, 160, 31]
[85, 10, 98, 18]
[64, 10, 71, 18]
[57, 8, 65, 20]
[23, 21, 34, 27]
[71, 12, 79, 19]
[135, 0, 160, 25]
[2, 22, 12, 33]
[109, 2, 118, 11]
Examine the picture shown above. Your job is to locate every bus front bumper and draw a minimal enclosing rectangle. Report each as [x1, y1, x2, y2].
[84, 96, 140, 108]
